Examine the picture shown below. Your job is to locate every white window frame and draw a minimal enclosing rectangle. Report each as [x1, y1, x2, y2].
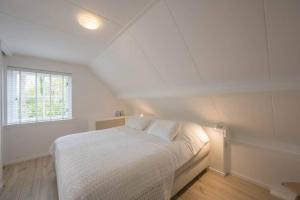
[4, 66, 72, 125]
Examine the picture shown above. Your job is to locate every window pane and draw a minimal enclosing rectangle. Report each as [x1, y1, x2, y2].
[6, 67, 72, 125]
[50, 75, 63, 118]
[7, 70, 20, 124]
[37, 73, 51, 121]
[20, 71, 36, 123]
[63, 76, 71, 118]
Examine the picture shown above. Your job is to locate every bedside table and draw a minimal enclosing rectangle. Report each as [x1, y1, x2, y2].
[95, 117, 125, 130]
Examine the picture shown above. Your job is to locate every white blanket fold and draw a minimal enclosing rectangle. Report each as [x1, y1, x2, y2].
[53, 127, 192, 200]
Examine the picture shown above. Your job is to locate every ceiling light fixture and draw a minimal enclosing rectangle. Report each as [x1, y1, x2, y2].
[78, 13, 102, 30]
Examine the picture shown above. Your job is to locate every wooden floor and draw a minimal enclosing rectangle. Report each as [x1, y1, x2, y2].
[0, 156, 280, 200]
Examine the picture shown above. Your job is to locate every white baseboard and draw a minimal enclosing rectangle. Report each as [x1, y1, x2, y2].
[209, 167, 227, 176]
[270, 187, 298, 200]
[4, 153, 51, 166]
[230, 170, 270, 190]
[230, 170, 297, 200]
[270, 189, 288, 200]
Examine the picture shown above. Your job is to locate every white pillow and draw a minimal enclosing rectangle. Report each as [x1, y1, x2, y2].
[175, 122, 209, 155]
[146, 119, 180, 141]
[125, 116, 152, 131]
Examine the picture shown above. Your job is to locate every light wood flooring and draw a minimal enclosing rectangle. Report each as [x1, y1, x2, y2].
[0, 156, 280, 200]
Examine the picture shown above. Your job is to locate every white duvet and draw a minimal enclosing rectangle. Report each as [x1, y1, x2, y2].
[53, 127, 193, 200]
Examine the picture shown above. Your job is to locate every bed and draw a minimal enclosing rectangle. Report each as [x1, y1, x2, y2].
[53, 118, 210, 200]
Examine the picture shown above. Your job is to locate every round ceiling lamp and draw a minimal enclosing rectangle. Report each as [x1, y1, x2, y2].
[78, 13, 102, 30]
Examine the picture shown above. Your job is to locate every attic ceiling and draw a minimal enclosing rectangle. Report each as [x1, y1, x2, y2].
[0, 0, 154, 65]
[91, 0, 300, 98]
[1, 0, 299, 93]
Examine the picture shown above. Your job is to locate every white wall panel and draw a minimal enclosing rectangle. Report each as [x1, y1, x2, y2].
[230, 143, 300, 200]
[166, 0, 269, 83]
[272, 91, 300, 143]
[265, 0, 300, 81]
[128, 96, 224, 125]
[3, 119, 88, 165]
[129, 0, 201, 87]
[91, 31, 165, 95]
[127, 93, 281, 138]
[182, 97, 224, 124]
[132, 94, 275, 137]
[212, 94, 274, 137]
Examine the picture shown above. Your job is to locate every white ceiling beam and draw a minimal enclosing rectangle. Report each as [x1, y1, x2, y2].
[118, 80, 300, 99]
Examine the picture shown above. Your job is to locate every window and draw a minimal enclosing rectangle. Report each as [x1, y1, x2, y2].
[6, 67, 72, 125]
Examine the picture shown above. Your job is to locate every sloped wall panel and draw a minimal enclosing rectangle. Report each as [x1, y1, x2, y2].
[91, 31, 166, 94]
[127, 96, 222, 125]
[165, 0, 269, 83]
[212, 93, 274, 137]
[272, 91, 300, 144]
[129, 0, 202, 87]
[265, 0, 300, 81]
[128, 93, 275, 138]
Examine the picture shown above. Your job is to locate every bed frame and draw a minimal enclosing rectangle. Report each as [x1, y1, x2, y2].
[172, 147, 210, 196]
[171, 125, 228, 197]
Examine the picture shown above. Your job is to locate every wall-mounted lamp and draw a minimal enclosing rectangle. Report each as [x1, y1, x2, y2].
[139, 113, 144, 117]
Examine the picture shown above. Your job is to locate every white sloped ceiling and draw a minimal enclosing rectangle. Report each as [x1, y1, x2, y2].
[165, 0, 270, 83]
[91, 30, 167, 95]
[129, 0, 202, 87]
[265, 0, 300, 81]
[91, 0, 300, 142]
[68, 0, 154, 25]
[0, 0, 154, 64]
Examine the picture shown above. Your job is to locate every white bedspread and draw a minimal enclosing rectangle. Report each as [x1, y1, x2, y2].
[53, 127, 193, 200]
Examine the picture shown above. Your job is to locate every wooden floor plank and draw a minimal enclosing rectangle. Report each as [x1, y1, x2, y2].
[0, 156, 280, 200]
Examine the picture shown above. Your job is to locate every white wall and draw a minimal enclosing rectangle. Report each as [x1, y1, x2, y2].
[230, 142, 300, 200]
[3, 54, 128, 165]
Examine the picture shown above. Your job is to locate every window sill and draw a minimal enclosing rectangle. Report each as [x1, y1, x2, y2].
[4, 118, 73, 128]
